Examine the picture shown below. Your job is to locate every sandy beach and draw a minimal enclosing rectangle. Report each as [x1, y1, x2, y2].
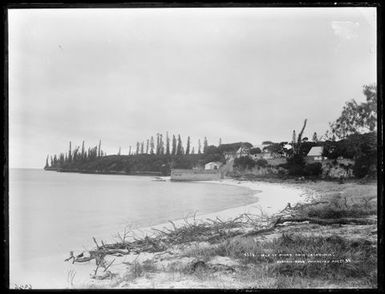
[65, 178, 312, 289]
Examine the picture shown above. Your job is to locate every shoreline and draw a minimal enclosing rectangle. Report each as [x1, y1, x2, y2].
[105, 177, 311, 241]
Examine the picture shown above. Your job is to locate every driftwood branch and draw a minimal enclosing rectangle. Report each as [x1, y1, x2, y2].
[92, 237, 100, 249]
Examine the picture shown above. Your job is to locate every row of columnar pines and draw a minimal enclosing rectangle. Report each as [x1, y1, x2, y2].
[45, 140, 105, 169]
[45, 134, 222, 169]
[127, 133, 212, 156]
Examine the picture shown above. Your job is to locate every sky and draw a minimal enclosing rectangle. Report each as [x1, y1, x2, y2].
[8, 7, 377, 168]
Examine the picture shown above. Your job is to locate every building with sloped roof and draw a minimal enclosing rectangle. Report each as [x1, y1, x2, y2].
[306, 146, 325, 162]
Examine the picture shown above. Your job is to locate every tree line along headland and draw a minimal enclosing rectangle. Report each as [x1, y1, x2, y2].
[44, 84, 377, 180]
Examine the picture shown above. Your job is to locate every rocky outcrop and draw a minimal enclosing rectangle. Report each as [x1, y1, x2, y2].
[322, 159, 354, 179]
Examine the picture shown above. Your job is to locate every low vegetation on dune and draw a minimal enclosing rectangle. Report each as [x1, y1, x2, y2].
[181, 233, 376, 288]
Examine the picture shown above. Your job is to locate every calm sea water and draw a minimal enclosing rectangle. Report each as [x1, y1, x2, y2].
[9, 168, 256, 288]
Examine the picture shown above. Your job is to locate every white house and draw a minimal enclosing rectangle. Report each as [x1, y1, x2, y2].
[306, 146, 324, 161]
[205, 161, 222, 170]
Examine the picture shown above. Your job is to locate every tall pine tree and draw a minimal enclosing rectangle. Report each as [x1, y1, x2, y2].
[68, 141, 72, 162]
[172, 135, 177, 155]
[203, 137, 208, 154]
[176, 135, 183, 155]
[150, 136, 155, 154]
[166, 132, 170, 155]
[81, 141, 85, 160]
[186, 136, 191, 155]
[159, 134, 164, 155]
[156, 133, 160, 155]
[312, 132, 318, 142]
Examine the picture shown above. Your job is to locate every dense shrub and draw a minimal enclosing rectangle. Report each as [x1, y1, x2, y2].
[353, 155, 376, 179]
[277, 167, 288, 177]
[171, 156, 195, 169]
[201, 153, 225, 165]
[234, 157, 256, 170]
[322, 132, 376, 161]
[285, 153, 306, 176]
[255, 158, 268, 167]
[287, 164, 305, 176]
[353, 133, 377, 178]
[323, 140, 357, 159]
[284, 158, 322, 177]
[303, 162, 322, 177]
[286, 154, 306, 166]
[250, 147, 262, 155]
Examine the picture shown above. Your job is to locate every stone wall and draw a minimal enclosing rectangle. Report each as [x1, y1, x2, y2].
[170, 169, 222, 181]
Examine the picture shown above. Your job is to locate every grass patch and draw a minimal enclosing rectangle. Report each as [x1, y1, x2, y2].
[305, 205, 376, 219]
[298, 193, 377, 219]
[289, 181, 377, 220]
[183, 233, 376, 287]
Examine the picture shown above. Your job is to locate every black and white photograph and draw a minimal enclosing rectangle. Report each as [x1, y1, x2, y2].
[6, 4, 379, 289]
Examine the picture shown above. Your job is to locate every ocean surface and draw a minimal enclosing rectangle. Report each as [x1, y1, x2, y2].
[9, 168, 257, 288]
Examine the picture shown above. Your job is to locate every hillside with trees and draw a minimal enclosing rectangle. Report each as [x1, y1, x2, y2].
[323, 84, 377, 178]
[45, 135, 230, 176]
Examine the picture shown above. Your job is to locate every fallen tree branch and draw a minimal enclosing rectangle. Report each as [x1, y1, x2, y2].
[278, 217, 376, 226]
[103, 258, 115, 272]
[242, 217, 282, 237]
[242, 216, 375, 238]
